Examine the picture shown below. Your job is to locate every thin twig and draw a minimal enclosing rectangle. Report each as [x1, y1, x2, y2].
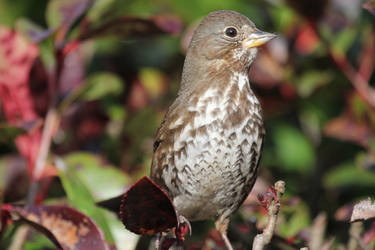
[330, 51, 375, 108]
[26, 108, 58, 205]
[310, 22, 375, 109]
[252, 180, 285, 250]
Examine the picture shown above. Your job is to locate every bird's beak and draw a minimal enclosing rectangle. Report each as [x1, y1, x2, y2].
[242, 29, 277, 49]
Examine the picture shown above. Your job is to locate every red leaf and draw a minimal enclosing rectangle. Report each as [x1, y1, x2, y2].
[323, 110, 375, 147]
[120, 176, 178, 235]
[127, 79, 150, 111]
[151, 15, 183, 35]
[0, 25, 41, 174]
[295, 23, 319, 55]
[0, 25, 39, 122]
[2, 204, 109, 250]
[363, 0, 375, 15]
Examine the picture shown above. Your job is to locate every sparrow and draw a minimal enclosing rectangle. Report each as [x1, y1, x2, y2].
[150, 10, 276, 249]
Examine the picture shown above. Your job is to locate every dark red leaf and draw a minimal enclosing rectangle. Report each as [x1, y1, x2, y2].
[161, 237, 177, 250]
[3, 204, 109, 250]
[1, 156, 30, 203]
[120, 176, 178, 235]
[96, 194, 124, 215]
[58, 43, 85, 94]
[77, 15, 182, 41]
[0, 205, 12, 237]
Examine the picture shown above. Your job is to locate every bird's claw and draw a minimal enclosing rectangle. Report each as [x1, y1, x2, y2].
[176, 215, 192, 241]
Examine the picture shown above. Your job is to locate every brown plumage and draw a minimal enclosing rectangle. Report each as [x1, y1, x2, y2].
[150, 10, 276, 249]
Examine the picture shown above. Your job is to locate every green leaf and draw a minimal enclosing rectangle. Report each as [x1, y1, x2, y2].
[0, 124, 26, 143]
[57, 156, 114, 242]
[23, 232, 55, 250]
[279, 202, 311, 237]
[46, 0, 93, 29]
[331, 28, 357, 56]
[269, 5, 298, 32]
[324, 161, 375, 188]
[296, 70, 334, 97]
[273, 124, 316, 173]
[81, 72, 124, 101]
[86, 0, 117, 22]
[63, 152, 129, 200]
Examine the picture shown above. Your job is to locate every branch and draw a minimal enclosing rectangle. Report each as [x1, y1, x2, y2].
[252, 180, 285, 250]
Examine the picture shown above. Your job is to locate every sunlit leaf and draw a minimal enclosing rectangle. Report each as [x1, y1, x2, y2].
[139, 68, 167, 99]
[57, 158, 114, 242]
[63, 152, 129, 200]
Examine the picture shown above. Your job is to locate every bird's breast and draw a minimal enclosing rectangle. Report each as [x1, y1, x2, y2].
[158, 72, 264, 220]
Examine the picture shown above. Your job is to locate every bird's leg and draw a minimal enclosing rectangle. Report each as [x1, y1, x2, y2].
[155, 232, 162, 250]
[215, 216, 234, 250]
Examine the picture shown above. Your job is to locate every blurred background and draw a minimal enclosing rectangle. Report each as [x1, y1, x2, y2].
[0, 0, 375, 249]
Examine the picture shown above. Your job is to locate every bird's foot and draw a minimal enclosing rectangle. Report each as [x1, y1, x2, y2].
[175, 215, 191, 242]
[155, 215, 191, 250]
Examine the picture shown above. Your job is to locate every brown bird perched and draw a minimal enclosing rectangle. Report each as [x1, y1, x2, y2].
[151, 10, 276, 249]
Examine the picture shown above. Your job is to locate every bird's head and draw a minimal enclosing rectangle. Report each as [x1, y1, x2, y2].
[184, 10, 277, 76]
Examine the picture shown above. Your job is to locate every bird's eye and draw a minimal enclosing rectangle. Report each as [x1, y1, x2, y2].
[225, 27, 238, 38]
